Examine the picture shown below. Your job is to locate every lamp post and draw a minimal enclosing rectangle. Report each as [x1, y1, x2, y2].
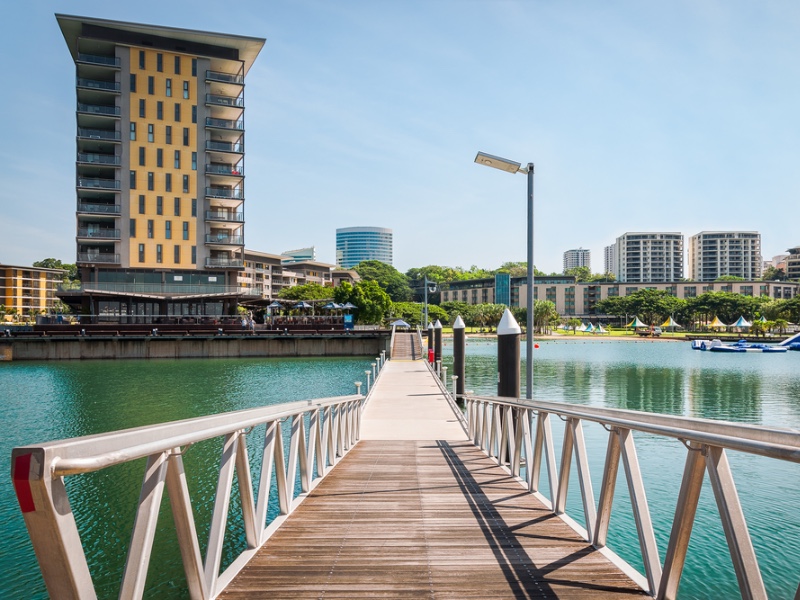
[475, 151, 534, 400]
[423, 275, 437, 328]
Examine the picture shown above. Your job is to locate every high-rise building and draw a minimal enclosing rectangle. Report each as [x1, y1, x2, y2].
[563, 248, 590, 272]
[687, 232, 762, 282]
[612, 232, 683, 283]
[56, 14, 264, 320]
[604, 244, 617, 277]
[786, 245, 800, 280]
[335, 227, 393, 268]
[1, 264, 67, 320]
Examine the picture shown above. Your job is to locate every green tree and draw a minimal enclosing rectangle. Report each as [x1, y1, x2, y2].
[566, 317, 582, 334]
[355, 260, 412, 302]
[564, 266, 592, 281]
[715, 275, 746, 282]
[533, 299, 559, 334]
[33, 258, 78, 281]
[333, 280, 391, 325]
[761, 266, 786, 281]
[390, 302, 448, 327]
[277, 283, 332, 301]
[440, 301, 473, 325]
[597, 289, 684, 326]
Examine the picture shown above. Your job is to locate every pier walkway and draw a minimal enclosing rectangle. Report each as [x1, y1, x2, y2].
[219, 359, 646, 599]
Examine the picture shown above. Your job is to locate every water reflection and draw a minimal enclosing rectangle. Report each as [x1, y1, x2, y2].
[687, 369, 762, 423]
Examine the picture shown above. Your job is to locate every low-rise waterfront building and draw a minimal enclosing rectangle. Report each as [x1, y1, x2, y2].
[281, 247, 316, 263]
[1, 264, 68, 321]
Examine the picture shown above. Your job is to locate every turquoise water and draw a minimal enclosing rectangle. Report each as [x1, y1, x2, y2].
[443, 338, 800, 599]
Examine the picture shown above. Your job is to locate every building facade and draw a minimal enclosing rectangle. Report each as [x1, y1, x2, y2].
[563, 248, 591, 272]
[335, 226, 393, 268]
[612, 232, 683, 283]
[281, 247, 316, 263]
[787, 246, 800, 280]
[1, 264, 67, 320]
[57, 15, 265, 321]
[604, 244, 617, 277]
[687, 231, 762, 281]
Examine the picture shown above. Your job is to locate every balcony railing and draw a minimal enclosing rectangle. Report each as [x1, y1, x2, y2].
[206, 93, 244, 108]
[206, 70, 244, 85]
[206, 117, 244, 131]
[76, 78, 120, 92]
[77, 152, 120, 165]
[205, 211, 244, 222]
[205, 187, 243, 199]
[205, 140, 244, 153]
[77, 53, 120, 67]
[78, 128, 121, 141]
[77, 228, 120, 239]
[206, 257, 244, 268]
[78, 178, 120, 190]
[77, 202, 121, 214]
[206, 164, 244, 176]
[205, 234, 244, 245]
[76, 253, 120, 264]
[77, 103, 120, 117]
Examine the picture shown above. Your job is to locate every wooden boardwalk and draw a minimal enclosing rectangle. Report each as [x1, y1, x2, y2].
[219, 361, 646, 599]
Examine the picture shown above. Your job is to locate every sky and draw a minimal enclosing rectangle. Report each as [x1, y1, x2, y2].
[2, 0, 799, 275]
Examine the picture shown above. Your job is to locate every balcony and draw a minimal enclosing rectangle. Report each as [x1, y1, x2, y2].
[206, 117, 244, 131]
[206, 211, 244, 222]
[77, 227, 120, 239]
[77, 103, 120, 117]
[78, 178, 120, 190]
[77, 202, 120, 214]
[206, 94, 244, 108]
[206, 70, 244, 85]
[77, 153, 120, 166]
[205, 187, 243, 199]
[205, 234, 244, 245]
[77, 54, 120, 68]
[77, 253, 120, 264]
[206, 257, 244, 268]
[205, 140, 243, 154]
[77, 78, 120, 92]
[78, 128, 121, 141]
[206, 164, 244, 176]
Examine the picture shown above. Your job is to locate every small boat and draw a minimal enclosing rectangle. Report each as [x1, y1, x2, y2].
[691, 339, 788, 353]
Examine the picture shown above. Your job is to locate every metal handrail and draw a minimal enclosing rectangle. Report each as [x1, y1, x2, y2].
[464, 394, 800, 599]
[12, 392, 365, 600]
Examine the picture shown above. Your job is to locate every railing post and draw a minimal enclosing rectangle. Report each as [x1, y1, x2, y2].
[364, 371, 371, 394]
[441, 365, 447, 384]
[451, 375, 458, 398]
[355, 381, 362, 396]
[372, 362, 377, 381]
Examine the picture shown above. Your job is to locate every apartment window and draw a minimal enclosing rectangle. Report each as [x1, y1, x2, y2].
[165, 126, 172, 145]
[156, 244, 163, 263]
[174, 103, 181, 122]
[174, 150, 181, 169]
[139, 99, 146, 118]
[191, 58, 197, 76]
[183, 127, 189, 146]
[130, 74, 136, 92]
[156, 148, 163, 168]
[165, 173, 172, 192]
[191, 105, 196, 123]
[130, 219, 136, 238]
[156, 53, 163, 72]
[183, 221, 189, 240]
[183, 175, 190, 193]
[138, 147, 145, 166]
[147, 220, 154, 239]
[156, 101, 163, 120]
[191, 198, 197, 217]
[147, 172, 154, 191]
[147, 76, 154, 95]
[138, 244, 145, 262]
[183, 81, 190, 99]
[156, 196, 163, 215]
[130, 122, 136, 141]
[130, 170, 136, 189]
[174, 55, 181, 74]
[166, 79, 172, 97]
[147, 124, 154, 143]
[191, 245, 196, 264]
[174, 245, 180, 264]
[165, 220, 172, 239]
[138, 195, 145, 214]
[174, 197, 181, 216]
[191, 152, 197, 170]
[138, 50, 145, 69]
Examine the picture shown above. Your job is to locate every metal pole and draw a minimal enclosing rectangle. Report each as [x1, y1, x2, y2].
[423, 275, 428, 329]
[526, 163, 534, 400]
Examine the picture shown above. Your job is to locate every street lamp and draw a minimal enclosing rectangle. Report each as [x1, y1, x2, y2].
[423, 275, 438, 328]
[474, 151, 534, 400]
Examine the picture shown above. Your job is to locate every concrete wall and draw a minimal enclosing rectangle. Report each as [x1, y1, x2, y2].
[0, 334, 390, 361]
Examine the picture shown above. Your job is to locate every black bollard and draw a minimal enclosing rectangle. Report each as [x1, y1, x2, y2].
[497, 308, 521, 398]
[434, 319, 443, 365]
[427, 321, 434, 361]
[452, 315, 466, 399]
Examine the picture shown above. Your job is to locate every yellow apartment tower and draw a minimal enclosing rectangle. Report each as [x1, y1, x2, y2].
[56, 15, 264, 322]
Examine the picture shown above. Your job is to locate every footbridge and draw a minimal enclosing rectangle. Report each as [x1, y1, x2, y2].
[11, 332, 800, 598]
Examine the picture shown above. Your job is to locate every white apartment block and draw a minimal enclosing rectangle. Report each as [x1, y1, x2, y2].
[563, 248, 590, 272]
[687, 231, 762, 282]
[604, 244, 617, 277]
[613, 232, 683, 283]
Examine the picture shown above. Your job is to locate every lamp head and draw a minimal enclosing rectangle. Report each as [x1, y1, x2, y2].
[475, 151, 522, 174]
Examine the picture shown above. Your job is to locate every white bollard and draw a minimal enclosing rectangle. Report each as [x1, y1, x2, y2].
[365, 370, 371, 394]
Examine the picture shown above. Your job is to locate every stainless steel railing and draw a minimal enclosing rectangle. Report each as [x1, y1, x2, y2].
[12, 393, 364, 600]
[464, 395, 800, 599]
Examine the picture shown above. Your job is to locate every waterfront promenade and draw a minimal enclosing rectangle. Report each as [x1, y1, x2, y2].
[219, 357, 646, 598]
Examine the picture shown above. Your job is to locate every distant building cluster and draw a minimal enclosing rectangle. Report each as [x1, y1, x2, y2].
[562, 248, 590, 272]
